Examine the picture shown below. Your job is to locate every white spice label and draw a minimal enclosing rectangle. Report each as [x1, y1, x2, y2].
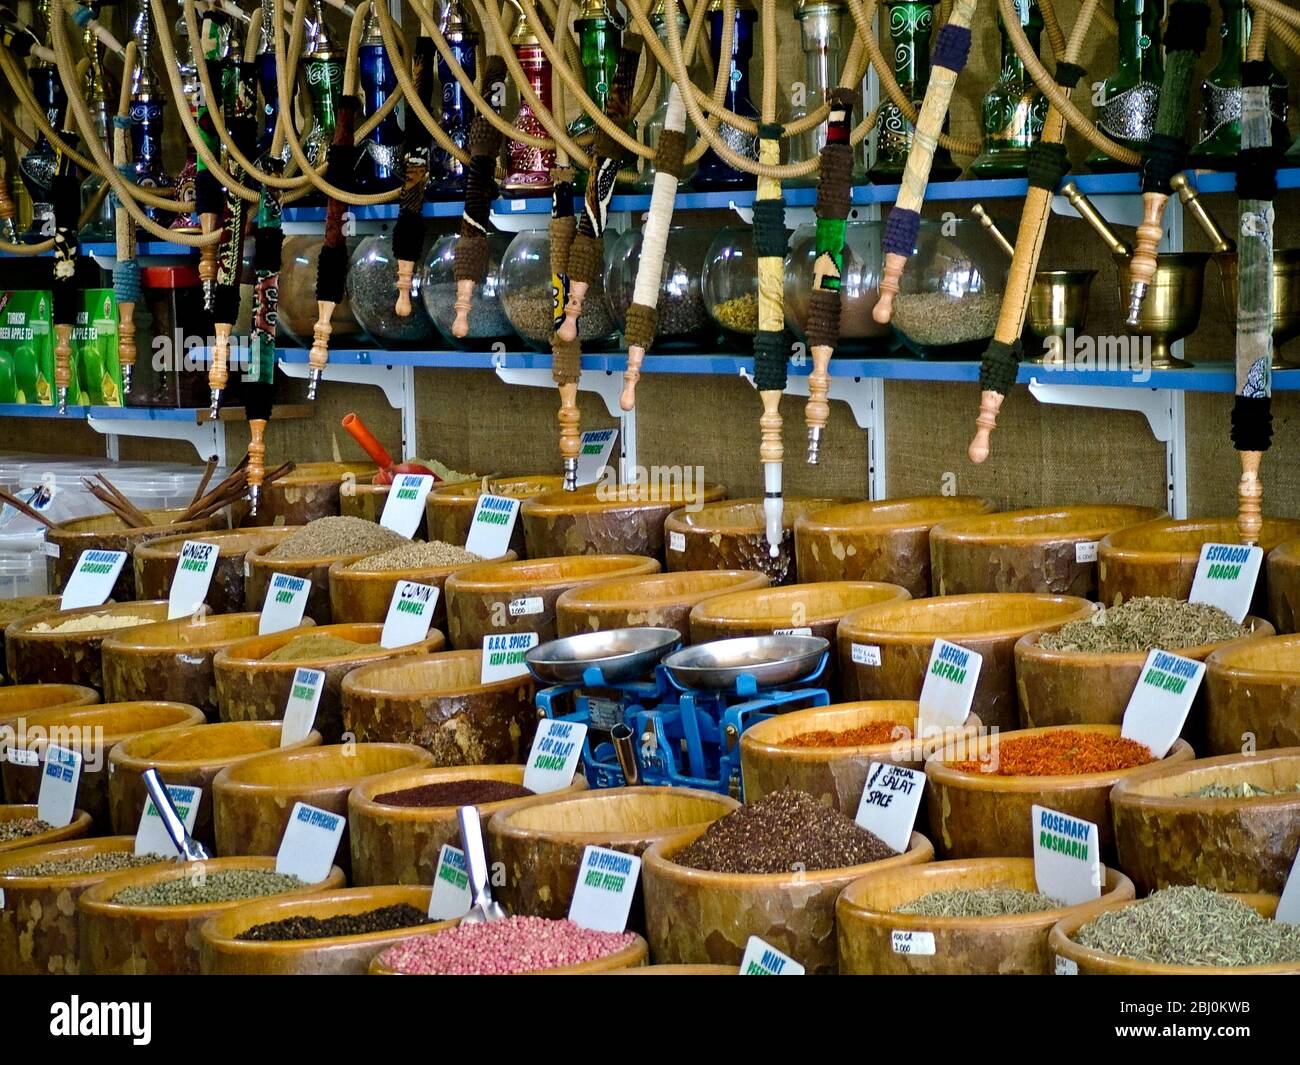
[1032, 805, 1102, 907]
[380, 473, 435, 539]
[168, 540, 220, 619]
[135, 784, 201, 857]
[276, 801, 345, 883]
[918, 639, 982, 731]
[575, 428, 618, 487]
[1189, 542, 1264, 623]
[428, 844, 472, 921]
[259, 573, 311, 634]
[1074, 540, 1099, 563]
[465, 494, 521, 559]
[6, 748, 37, 767]
[891, 930, 935, 956]
[851, 643, 881, 667]
[243, 559, 251, 578]
[775, 627, 813, 636]
[1054, 955, 1079, 975]
[381, 580, 438, 649]
[280, 668, 325, 747]
[854, 762, 925, 853]
[508, 596, 544, 617]
[739, 936, 804, 975]
[523, 718, 588, 794]
[668, 531, 686, 553]
[481, 632, 539, 683]
[38, 744, 81, 828]
[1276, 848, 1300, 924]
[1121, 649, 1203, 758]
[42, 540, 59, 558]
[0, 888, 5, 907]
[568, 844, 641, 933]
[61, 549, 127, 610]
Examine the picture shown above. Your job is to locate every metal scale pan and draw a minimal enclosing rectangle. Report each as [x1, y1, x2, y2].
[525, 628, 683, 686]
[662, 635, 830, 691]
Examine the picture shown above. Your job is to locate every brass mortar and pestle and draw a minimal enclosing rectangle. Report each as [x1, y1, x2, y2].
[1060, 182, 1208, 370]
[971, 204, 1095, 365]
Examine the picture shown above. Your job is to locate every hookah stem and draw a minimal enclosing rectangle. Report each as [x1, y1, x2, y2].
[451, 53, 506, 338]
[804, 86, 855, 465]
[196, 9, 227, 311]
[392, 27, 435, 318]
[551, 166, 581, 490]
[112, 51, 141, 394]
[1126, 0, 1210, 325]
[247, 156, 284, 516]
[872, 0, 977, 324]
[619, 82, 687, 412]
[51, 118, 80, 415]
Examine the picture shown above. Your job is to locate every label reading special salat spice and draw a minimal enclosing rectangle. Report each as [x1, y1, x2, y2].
[427, 843, 472, 921]
[568, 844, 642, 933]
[891, 930, 935, 956]
[258, 573, 310, 634]
[851, 643, 881, 667]
[481, 632, 539, 684]
[1276, 849, 1300, 924]
[1032, 804, 1101, 907]
[1054, 955, 1079, 975]
[37, 744, 81, 828]
[854, 762, 925, 853]
[465, 494, 521, 559]
[574, 428, 618, 487]
[61, 549, 127, 610]
[1120, 649, 1204, 759]
[381, 580, 438, 649]
[280, 668, 325, 747]
[275, 801, 345, 883]
[669, 531, 686, 553]
[167, 540, 219, 619]
[523, 718, 588, 793]
[135, 784, 201, 857]
[1189, 542, 1264, 623]
[1074, 540, 1099, 564]
[508, 596, 544, 617]
[379, 474, 436, 540]
[918, 639, 982, 731]
[739, 936, 804, 975]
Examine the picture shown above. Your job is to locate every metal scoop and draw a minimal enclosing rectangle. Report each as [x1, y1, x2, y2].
[142, 768, 209, 862]
[457, 805, 506, 924]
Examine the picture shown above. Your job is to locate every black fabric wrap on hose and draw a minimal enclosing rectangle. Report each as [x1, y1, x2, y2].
[1141, 133, 1188, 195]
[1237, 148, 1279, 200]
[1232, 395, 1273, 452]
[1026, 141, 1069, 191]
[752, 199, 787, 257]
[1053, 62, 1085, 89]
[213, 285, 241, 326]
[1163, 0, 1210, 51]
[316, 241, 349, 303]
[979, 338, 1020, 395]
[753, 331, 788, 391]
[196, 168, 224, 217]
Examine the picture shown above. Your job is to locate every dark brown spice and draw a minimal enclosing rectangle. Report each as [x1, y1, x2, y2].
[374, 779, 535, 807]
[235, 904, 433, 942]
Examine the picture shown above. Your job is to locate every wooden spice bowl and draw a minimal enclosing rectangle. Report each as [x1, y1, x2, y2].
[199, 885, 452, 975]
[641, 826, 934, 975]
[348, 764, 587, 887]
[107, 721, 324, 849]
[663, 497, 852, 585]
[1047, 893, 1298, 974]
[555, 569, 771, 637]
[836, 857, 1135, 975]
[133, 526, 299, 615]
[5, 599, 173, 689]
[0, 804, 93, 855]
[520, 481, 728, 562]
[1014, 616, 1274, 731]
[1097, 516, 1300, 613]
[341, 650, 536, 764]
[1109, 749, 1300, 895]
[739, 700, 981, 816]
[426, 475, 563, 559]
[837, 593, 1096, 731]
[0, 683, 99, 799]
[0, 595, 61, 680]
[929, 504, 1164, 598]
[607, 963, 737, 975]
[341, 484, 428, 539]
[77, 855, 347, 975]
[1205, 634, 1300, 754]
[923, 723, 1194, 861]
[45, 508, 228, 601]
[367, 929, 649, 975]
[327, 550, 517, 628]
[244, 461, 376, 527]
[486, 786, 740, 929]
[0, 836, 174, 974]
[213, 622, 446, 743]
[1267, 538, 1300, 634]
[794, 497, 998, 598]
[443, 554, 662, 650]
[1, 701, 206, 829]
[102, 612, 317, 721]
[244, 542, 372, 624]
[211, 742, 434, 863]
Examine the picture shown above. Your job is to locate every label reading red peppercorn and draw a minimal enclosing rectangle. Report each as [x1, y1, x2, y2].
[1031, 804, 1101, 907]
[523, 718, 588, 793]
[276, 801, 345, 883]
[854, 762, 924, 853]
[739, 935, 804, 976]
[918, 639, 982, 731]
[1121, 648, 1203, 759]
[568, 844, 641, 933]
[1189, 542, 1263, 623]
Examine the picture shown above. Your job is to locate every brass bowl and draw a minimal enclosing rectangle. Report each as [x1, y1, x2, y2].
[1026, 269, 1096, 363]
[1216, 248, 1300, 364]
[1113, 252, 1208, 369]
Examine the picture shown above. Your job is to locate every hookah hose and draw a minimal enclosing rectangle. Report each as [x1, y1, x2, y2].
[804, 87, 855, 465]
[247, 157, 284, 516]
[873, 0, 976, 324]
[1125, 0, 1210, 325]
[393, 28, 436, 317]
[551, 165, 582, 491]
[112, 47, 141, 393]
[619, 82, 686, 412]
[51, 127, 81, 413]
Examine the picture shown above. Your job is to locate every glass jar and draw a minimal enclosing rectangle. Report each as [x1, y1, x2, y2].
[498, 229, 619, 350]
[784, 220, 892, 352]
[968, 0, 1048, 178]
[703, 226, 759, 344]
[891, 219, 1007, 357]
[278, 235, 368, 346]
[605, 225, 712, 346]
[787, 0, 862, 186]
[1087, 0, 1163, 171]
[422, 232, 514, 348]
[636, 2, 699, 189]
[690, 0, 759, 191]
[349, 234, 437, 347]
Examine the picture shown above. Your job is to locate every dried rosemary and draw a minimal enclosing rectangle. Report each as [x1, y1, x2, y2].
[1039, 597, 1247, 654]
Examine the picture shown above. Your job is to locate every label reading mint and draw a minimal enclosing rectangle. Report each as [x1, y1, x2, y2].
[854, 762, 925, 853]
[381, 580, 438, 649]
[135, 784, 201, 857]
[523, 718, 588, 793]
[669, 531, 686, 553]
[168, 540, 220, 619]
[918, 639, 982, 731]
[465, 494, 521, 558]
[259, 572, 310, 634]
[1189, 542, 1263, 623]
[280, 668, 324, 747]
[739, 936, 804, 976]
[851, 643, 881, 667]
[428, 844, 472, 921]
[61, 549, 127, 610]
[379, 473, 435, 539]
[481, 632, 539, 683]
[568, 844, 641, 933]
[1121, 649, 1204, 758]
[891, 930, 935, 956]
[275, 801, 345, 883]
[1074, 540, 1099, 564]
[574, 428, 618, 487]
[1032, 804, 1102, 907]
[37, 744, 81, 828]
[508, 596, 543, 617]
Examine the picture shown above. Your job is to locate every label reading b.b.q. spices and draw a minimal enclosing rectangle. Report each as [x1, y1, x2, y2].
[481, 632, 539, 683]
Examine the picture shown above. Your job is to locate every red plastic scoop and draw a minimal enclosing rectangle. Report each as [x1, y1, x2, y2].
[342, 412, 437, 485]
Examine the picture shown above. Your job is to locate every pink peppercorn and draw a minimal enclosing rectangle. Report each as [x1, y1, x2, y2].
[377, 916, 639, 975]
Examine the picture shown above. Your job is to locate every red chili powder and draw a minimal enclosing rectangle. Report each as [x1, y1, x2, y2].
[950, 730, 1155, 776]
[781, 722, 911, 748]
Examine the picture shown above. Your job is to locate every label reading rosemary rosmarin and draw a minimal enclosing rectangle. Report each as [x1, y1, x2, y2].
[918, 639, 982, 730]
[276, 801, 345, 883]
[381, 580, 438, 649]
[1121, 649, 1204, 758]
[428, 843, 472, 921]
[37, 744, 81, 828]
[280, 668, 324, 747]
[379, 473, 435, 539]
[465, 494, 520, 558]
[1189, 542, 1263, 623]
[568, 844, 641, 933]
[135, 784, 201, 856]
[168, 540, 219, 619]
[739, 935, 804, 975]
[1032, 804, 1101, 907]
[61, 549, 127, 610]
[523, 718, 588, 793]
[854, 762, 925, 853]
[258, 572, 310, 634]
[481, 632, 538, 683]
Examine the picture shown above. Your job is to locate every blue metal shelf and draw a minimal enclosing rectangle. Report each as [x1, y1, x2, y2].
[0, 403, 216, 420]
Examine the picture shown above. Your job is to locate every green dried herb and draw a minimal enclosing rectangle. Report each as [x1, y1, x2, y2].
[1039, 597, 1247, 654]
[1188, 781, 1300, 799]
[894, 887, 1064, 917]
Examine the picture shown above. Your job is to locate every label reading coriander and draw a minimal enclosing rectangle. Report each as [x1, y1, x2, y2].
[1032, 804, 1102, 907]
[508, 596, 543, 617]
[168, 540, 220, 619]
[379, 474, 435, 539]
[739, 936, 804, 975]
[568, 844, 641, 933]
[523, 718, 588, 793]
[1188, 542, 1264, 623]
[891, 930, 935, 956]
[854, 762, 925, 853]
[37, 744, 81, 828]
[61, 549, 127, 610]
[1121, 649, 1203, 758]
[276, 801, 345, 883]
[465, 494, 521, 558]
[428, 844, 472, 921]
[280, 668, 325, 747]
[851, 643, 881, 667]
[135, 784, 201, 857]
[481, 632, 539, 683]
[380, 580, 438, 649]
[259, 572, 310, 634]
[918, 639, 982, 731]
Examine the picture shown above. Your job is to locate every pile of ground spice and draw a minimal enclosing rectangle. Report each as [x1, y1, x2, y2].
[674, 788, 897, 875]
[950, 730, 1154, 776]
[235, 904, 432, 942]
[375, 779, 535, 807]
[1039, 597, 1247, 654]
[345, 541, 481, 572]
[265, 517, 408, 560]
[1188, 781, 1300, 799]
[110, 869, 305, 906]
[263, 633, 380, 662]
[29, 613, 155, 634]
[147, 730, 278, 761]
[376, 916, 637, 974]
[7, 852, 170, 877]
[780, 721, 910, 748]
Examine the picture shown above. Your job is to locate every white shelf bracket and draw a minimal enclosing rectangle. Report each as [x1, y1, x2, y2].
[277, 361, 409, 408]
[1026, 379, 1176, 441]
[86, 414, 227, 465]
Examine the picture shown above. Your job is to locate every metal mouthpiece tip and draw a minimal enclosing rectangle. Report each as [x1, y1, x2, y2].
[121, 366, 132, 394]
[307, 369, 320, 400]
[57, 387, 67, 415]
[1125, 285, 1147, 327]
[807, 427, 822, 466]
[248, 484, 260, 516]
[208, 388, 222, 418]
[563, 457, 577, 492]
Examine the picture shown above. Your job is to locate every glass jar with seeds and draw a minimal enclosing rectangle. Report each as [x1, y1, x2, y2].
[348, 235, 438, 347]
[784, 219, 893, 352]
[702, 226, 760, 346]
[499, 229, 619, 350]
[421, 232, 514, 349]
[606, 225, 713, 347]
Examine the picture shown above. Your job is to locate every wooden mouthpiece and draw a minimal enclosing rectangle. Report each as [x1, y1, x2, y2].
[199, 212, 220, 304]
[968, 388, 1005, 464]
[558, 381, 580, 490]
[452, 278, 475, 338]
[308, 300, 336, 399]
[394, 260, 415, 317]
[874, 252, 907, 324]
[210, 322, 231, 393]
[621, 344, 645, 411]
[119, 301, 136, 392]
[1126, 192, 1167, 325]
[759, 388, 783, 464]
[1238, 450, 1263, 546]
[248, 418, 268, 515]
[559, 281, 588, 343]
[55, 323, 73, 411]
[806, 344, 832, 464]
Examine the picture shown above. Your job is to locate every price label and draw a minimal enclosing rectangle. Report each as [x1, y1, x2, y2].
[134, 784, 201, 857]
[1032, 804, 1102, 907]
[508, 596, 543, 617]
[1121, 649, 1204, 758]
[275, 801, 345, 883]
[523, 718, 587, 793]
[381, 581, 438, 649]
[168, 540, 220, 619]
[1055, 955, 1079, 975]
[259, 572, 310, 634]
[280, 668, 324, 747]
[379, 474, 435, 539]
[568, 844, 641, 933]
[891, 930, 935, 956]
[482, 632, 539, 683]
[42, 540, 60, 558]
[465, 495, 521, 558]
[574, 428, 618, 487]
[61, 549, 127, 610]
[851, 643, 881, 666]
[668, 531, 685, 553]
[427, 843, 472, 921]
[918, 639, 982, 730]
[739, 936, 804, 976]
[775, 627, 813, 636]
[37, 744, 81, 827]
[6, 747, 37, 767]
[854, 762, 925, 853]
[1189, 542, 1264, 623]
[1074, 540, 1098, 563]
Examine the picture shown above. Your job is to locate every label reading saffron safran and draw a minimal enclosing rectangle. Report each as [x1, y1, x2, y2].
[168, 540, 220, 619]
[918, 639, 982, 731]
[568, 844, 642, 933]
[381, 580, 438, 649]
[61, 548, 128, 610]
[1188, 542, 1263, 623]
[1121, 649, 1204, 759]
[1031, 805, 1101, 907]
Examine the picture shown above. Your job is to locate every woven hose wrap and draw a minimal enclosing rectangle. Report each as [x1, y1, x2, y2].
[50, 170, 80, 327]
[1026, 141, 1069, 191]
[1140, 0, 1209, 195]
[217, 63, 259, 296]
[394, 36, 437, 266]
[454, 56, 507, 285]
[753, 127, 788, 392]
[113, 259, 141, 306]
[979, 338, 1020, 395]
[551, 174, 580, 386]
[806, 89, 855, 350]
[316, 98, 359, 305]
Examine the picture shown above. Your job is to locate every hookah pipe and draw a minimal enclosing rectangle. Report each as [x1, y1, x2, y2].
[246, 154, 283, 516]
[804, 87, 855, 465]
[112, 49, 141, 394]
[392, 24, 435, 317]
[51, 117, 81, 413]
